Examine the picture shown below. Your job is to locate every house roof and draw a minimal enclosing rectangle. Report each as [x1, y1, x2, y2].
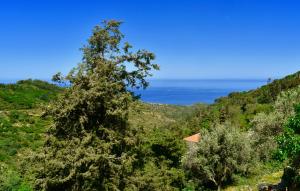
[183, 133, 200, 143]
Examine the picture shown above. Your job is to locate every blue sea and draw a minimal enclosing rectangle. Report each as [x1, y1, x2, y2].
[0, 79, 267, 105]
[133, 79, 267, 105]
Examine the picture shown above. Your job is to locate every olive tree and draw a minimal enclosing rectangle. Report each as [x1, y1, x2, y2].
[182, 123, 254, 191]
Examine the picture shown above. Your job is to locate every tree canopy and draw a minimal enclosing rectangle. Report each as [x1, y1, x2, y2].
[33, 20, 159, 191]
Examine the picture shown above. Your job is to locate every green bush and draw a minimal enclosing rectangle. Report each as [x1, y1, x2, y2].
[274, 105, 300, 161]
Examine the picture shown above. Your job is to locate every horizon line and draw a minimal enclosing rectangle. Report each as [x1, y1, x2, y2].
[0, 77, 280, 81]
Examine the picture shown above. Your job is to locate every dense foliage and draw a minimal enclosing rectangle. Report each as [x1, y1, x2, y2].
[3, 21, 300, 190]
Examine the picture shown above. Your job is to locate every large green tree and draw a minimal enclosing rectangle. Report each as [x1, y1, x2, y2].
[33, 20, 158, 191]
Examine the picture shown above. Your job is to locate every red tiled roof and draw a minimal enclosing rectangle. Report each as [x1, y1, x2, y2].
[183, 133, 201, 143]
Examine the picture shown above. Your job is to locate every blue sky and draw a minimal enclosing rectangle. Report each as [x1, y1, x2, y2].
[0, 0, 300, 80]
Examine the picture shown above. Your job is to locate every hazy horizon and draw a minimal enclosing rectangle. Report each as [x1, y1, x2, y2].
[0, 77, 275, 82]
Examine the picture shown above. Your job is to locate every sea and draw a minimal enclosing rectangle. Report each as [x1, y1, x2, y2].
[133, 79, 267, 105]
[0, 79, 267, 106]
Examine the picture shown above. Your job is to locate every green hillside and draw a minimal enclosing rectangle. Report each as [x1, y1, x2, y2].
[2, 71, 300, 190]
[0, 80, 63, 190]
[187, 71, 300, 131]
[0, 79, 62, 110]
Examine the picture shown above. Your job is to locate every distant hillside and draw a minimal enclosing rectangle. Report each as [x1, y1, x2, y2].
[184, 71, 300, 130]
[0, 79, 63, 110]
[253, 71, 300, 103]
[216, 71, 300, 106]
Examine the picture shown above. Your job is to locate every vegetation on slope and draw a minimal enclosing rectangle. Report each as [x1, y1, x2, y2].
[0, 79, 62, 191]
[1, 75, 300, 190]
[2, 20, 300, 190]
[0, 79, 62, 110]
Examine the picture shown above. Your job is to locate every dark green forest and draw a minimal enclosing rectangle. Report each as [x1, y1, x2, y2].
[1, 21, 300, 191]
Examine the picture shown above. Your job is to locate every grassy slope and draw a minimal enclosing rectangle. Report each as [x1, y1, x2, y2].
[0, 80, 62, 165]
[0, 80, 65, 190]
[0, 79, 62, 110]
[225, 166, 283, 191]
[129, 102, 196, 129]
[225, 174, 283, 191]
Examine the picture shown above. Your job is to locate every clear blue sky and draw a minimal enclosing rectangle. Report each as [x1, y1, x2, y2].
[1, 0, 300, 80]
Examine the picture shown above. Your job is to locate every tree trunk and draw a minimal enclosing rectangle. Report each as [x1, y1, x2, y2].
[218, 185, 221, 191]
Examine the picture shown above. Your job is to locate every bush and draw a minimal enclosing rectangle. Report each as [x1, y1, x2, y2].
[274, 104, 300, 161]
